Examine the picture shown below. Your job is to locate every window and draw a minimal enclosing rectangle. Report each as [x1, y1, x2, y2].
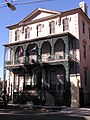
[37, 24, 42, 37]
[88, 27, 90, 39]
[63, 18, 69, 31]
[25, 27, 30, 39]
[50, 71, 56, 90]
[49, 21, 55, 34]
[15, 29, 19, 41]
[83, 44, 86, 59]
[84, 70, 87, 85]
[82, 21, 85, 34]
[50, 71, 56, 83]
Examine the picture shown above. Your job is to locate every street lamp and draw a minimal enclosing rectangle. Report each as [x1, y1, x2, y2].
[5, 0, 16, 11]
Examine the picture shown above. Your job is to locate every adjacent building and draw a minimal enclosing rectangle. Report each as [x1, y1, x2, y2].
[0, 78, 3, 96]
[3, 1, 90, 107]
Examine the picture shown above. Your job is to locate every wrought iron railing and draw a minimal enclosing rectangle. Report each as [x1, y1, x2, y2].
[5, 53, 80, 66]
[68, 54, 80, 63]
[41, 53, 66, 62]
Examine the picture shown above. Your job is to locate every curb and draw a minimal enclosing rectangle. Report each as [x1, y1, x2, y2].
[7, 104, 67, 111]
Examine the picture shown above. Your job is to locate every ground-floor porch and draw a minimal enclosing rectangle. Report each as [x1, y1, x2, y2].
[7, 61, 79, 107]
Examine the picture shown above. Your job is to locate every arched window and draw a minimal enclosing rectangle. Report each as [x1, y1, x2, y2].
[25, 27, 30, 39]
[15, 29, 19, 41]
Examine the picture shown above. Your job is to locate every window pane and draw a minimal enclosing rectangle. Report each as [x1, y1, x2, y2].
[82, 21, 85, 34]
[15, 29, 19, 41]
[84, 70, 87, 85]
[63, 18, 69, 31]
[83, 44, 86, 59]
[49, 21, 55, 34]
[25, 27, 30, 39]
[37, 24, 42, 37]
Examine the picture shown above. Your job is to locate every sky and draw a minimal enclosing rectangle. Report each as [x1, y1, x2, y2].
[0, 0, 90, 80]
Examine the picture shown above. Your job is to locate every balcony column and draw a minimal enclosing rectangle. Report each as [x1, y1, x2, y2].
[23, 70, 26, 91]
[23, 44, 27, 63]
[51, 45, 54, 56]
[22, 45, 26, 91]
[63, 62, 71, 106]
[3, 47, 6, 89]
[51, 39, 54, 56]
[63, 36, 69, 59]
[37, 46, 41, 62]
[3, 47, 7, 106]
[13, 45, 17, 64]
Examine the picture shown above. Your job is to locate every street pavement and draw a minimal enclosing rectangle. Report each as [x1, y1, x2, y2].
[0, 105, 90, 120]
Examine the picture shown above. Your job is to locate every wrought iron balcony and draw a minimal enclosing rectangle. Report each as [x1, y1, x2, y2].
[41, 54, 66, 63]
[41, 53, 80, 64]
[48, 54, 65, 60]
[68, 54, 80, 63]
[5, 53, 80, 68]
[5, 56, 37, 67]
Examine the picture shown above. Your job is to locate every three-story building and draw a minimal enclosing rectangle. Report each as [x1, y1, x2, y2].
[3, 1, 90, 107]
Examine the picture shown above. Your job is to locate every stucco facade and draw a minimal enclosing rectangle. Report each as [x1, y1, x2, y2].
[3, 2, 90, 107]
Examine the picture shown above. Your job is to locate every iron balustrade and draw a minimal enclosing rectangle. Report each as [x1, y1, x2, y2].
[5, 53, 80, 66]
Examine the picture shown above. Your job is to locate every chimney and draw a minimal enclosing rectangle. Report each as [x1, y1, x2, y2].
[79, 1, 88, 15]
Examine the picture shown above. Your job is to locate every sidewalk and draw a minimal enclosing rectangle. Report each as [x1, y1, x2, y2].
[60, 107, 90, 116]
[7, 103, 90, 115]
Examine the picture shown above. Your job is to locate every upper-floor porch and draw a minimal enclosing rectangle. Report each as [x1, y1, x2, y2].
[4, 32, 79, 69]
